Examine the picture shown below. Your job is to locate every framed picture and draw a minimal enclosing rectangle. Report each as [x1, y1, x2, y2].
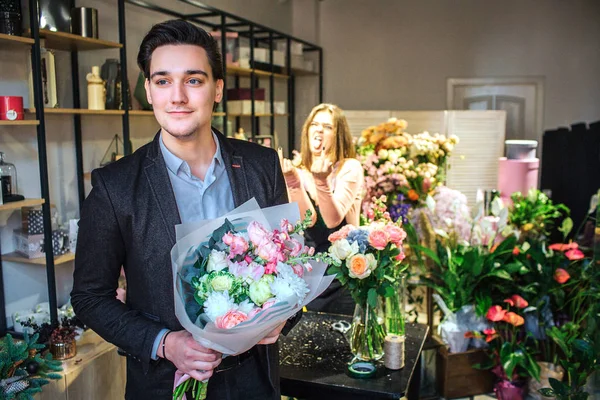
[28, 48, 58, 108]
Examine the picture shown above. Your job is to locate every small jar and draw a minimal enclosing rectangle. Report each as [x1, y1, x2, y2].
[50, 338, 77, 360]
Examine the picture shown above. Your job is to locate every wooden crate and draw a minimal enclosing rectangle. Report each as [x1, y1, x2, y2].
[436, 340, 495, 399]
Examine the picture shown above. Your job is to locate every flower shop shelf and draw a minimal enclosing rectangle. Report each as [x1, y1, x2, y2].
[0, 198, 44, 211]
[33, 29, 122, 52]
[27, 108, 125, 116]
[0, 33, 34, 46]
[128, 110, 155, 116]
[0, 120, 39, 126]
[226, 66, 289, 80]
[290, 68, 319, 76]
[1, 252, 74, 266]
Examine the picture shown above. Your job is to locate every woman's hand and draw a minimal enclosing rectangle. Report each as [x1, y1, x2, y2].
[310, 156, 333, 181]
[278, 148, 300, 183]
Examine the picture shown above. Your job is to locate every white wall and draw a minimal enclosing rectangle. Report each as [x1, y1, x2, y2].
[0, 0, 294, 326]
[312, 0, 600, 130]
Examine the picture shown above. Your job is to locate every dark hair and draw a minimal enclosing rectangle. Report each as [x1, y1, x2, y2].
[137, 19, 224, 81]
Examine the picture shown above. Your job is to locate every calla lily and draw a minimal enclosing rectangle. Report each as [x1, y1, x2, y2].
[565, 248, 584, 260]
[510, 294, 528, 309]
[549, 242, 579, 252]
[554, 268, 570, 284]
[503, 311, 525, 327]
[486, 305, 507, 322]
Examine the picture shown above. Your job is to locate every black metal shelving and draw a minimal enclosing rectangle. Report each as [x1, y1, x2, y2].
[124, 0, 323, 155]
[0, 0, 322, 336]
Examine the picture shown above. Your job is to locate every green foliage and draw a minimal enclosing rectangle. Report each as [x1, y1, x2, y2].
[417, 235, 518, 313]
[0, 333, 62, 400]
[509, 189, 571, 241]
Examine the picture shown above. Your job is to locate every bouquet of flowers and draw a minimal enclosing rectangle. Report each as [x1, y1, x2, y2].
[327, 196, 408, 361]
[357, 118, 459, 215]
[170, 199, 334, 399]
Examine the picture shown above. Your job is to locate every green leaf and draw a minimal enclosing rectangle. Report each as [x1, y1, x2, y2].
[411, 244, 441, 266]
[538, 388, 555, 397]
[549, 378, 570, 396]
[367, 288, 378, 308]
[559, 217, 573, 238]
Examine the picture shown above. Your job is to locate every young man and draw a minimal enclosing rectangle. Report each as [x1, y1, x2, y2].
[71, 19, 294, 399]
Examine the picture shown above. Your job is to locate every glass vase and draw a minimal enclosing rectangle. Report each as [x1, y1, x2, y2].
[349, 297, 386, 361]
[383, 274, 407, 336]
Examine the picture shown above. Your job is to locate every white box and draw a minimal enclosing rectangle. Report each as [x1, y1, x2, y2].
[254, 48, 268, 63]
[274, 101, 286, 115]
[291, 54, 305, 69]
[273, 51, 285, 67]
[228, 100, 265, 115]
[291, 42, 303, 56]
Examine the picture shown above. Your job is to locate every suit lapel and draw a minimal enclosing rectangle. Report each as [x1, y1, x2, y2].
[215, 129, 250, 207]
[143, 133, 181, 246]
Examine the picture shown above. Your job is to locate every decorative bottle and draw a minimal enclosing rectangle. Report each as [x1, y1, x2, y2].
[86, 66, 105, 110]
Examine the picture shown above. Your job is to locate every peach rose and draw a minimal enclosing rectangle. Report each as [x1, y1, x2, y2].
[215, 310, 248, 329]
[328, 224, 355, 243]
[368, 229, 389, 250]
[347, 253, 375, 279]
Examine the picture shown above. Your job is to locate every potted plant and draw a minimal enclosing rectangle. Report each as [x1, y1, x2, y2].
[469, 297, 541, 400]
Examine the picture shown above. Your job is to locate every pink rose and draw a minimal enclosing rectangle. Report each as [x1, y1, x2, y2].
[215, 310, 248, 329]
[258, 242, 281, 263]
[247, 307, 261, 319]
[265, 262, 277, 274]
[229, 235, 249, 258]
[291, 264, 304, 277]
[222, 232, 235, 246]
[395, 252, 406, 262]
[287, 239, 304, 257]
[384, 224, 407, 245]
[328, 224, 354, 243]
[303, 262, 313, 272]
[368, 229, 389, 250]
[247, 221, 271, 247]
[262, 299, 276, 310]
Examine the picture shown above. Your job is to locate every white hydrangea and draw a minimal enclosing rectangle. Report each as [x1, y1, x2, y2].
[203, 291, 236, 322]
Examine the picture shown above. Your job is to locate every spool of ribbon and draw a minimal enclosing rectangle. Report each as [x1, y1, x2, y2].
[384, 334, 405, 370]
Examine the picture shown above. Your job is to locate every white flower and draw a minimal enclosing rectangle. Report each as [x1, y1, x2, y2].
[236, 299, 255, 314]
[203, 291, 236, 322]
[249, 277, 273, 305]
[210, 274, 233, 292]
[329, 239, 359, 263]
[270, 263, 309, 304]
[207, 249, 228, 272]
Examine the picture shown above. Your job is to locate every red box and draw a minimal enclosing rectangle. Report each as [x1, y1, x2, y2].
[0, 96, 24, 120]
[227, 88, 265, 101]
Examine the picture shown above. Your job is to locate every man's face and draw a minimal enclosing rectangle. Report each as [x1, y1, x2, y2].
[145, 44, 223, 140]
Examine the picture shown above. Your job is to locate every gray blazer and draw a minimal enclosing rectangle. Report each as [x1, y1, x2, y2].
[71, 130, 289, 399]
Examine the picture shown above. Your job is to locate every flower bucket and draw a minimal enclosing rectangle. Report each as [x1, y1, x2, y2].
[495, 379, 525, 400]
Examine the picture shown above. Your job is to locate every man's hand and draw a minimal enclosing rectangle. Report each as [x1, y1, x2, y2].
[257, 321, 287, 345]
[163, 330, 222, 381]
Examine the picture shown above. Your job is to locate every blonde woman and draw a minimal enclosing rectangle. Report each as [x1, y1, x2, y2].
[280, 103, 364, 314]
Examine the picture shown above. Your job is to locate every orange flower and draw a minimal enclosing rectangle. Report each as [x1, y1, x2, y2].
[486, 305, 507, 322]
[407, 189, 419, 202]
[464, 331, 476, 339]
[565, 248, 584, 260]
[554, 268, 570, 284]
[490, 242, 500, 253]
[503, 312, 525, 327]
[512, 246, 520, 256]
